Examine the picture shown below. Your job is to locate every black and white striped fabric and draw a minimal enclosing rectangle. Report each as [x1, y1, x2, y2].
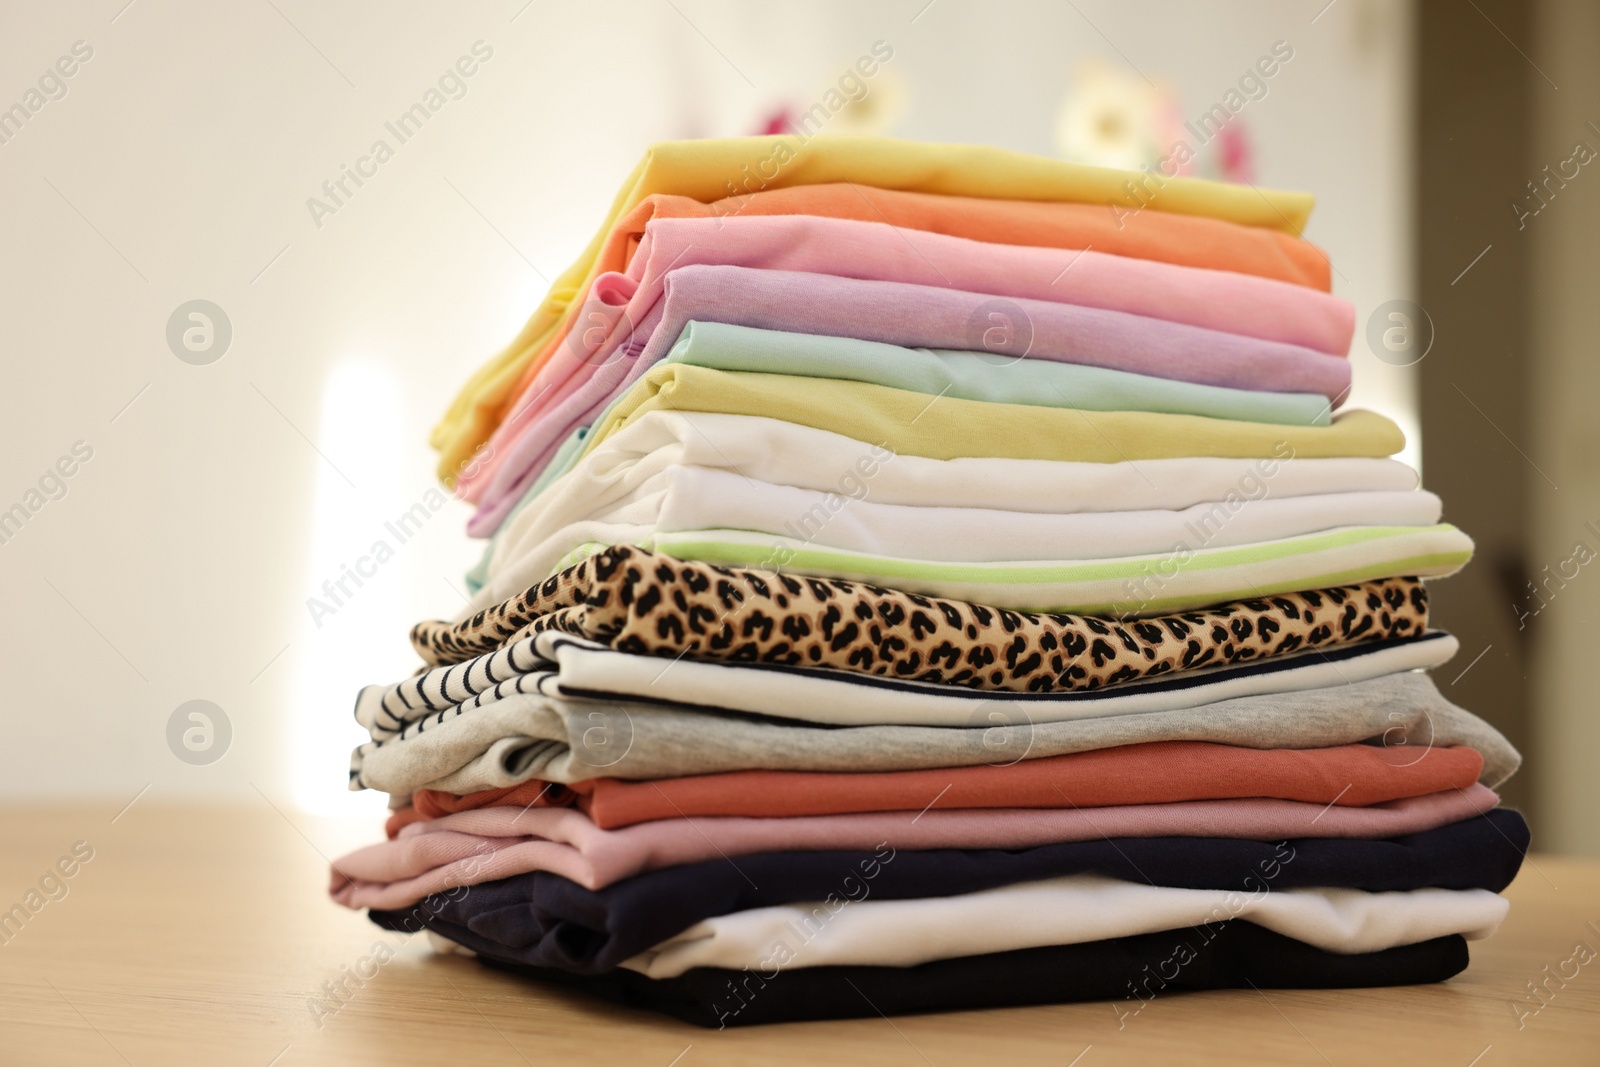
[355, 636, 550, 741]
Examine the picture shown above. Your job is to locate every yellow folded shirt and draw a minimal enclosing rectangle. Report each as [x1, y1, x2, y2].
[576, 364, 1403, 468]
[432, 135, 1316, 482]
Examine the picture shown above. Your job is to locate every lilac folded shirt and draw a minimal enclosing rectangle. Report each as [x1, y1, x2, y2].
[328, 786, 1499, 909]
[466, 265, 1357, 536]
[458, 213, 1353, 505]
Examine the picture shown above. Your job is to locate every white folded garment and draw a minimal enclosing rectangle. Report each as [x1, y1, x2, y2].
[619, 874, 1509, 978]
[485, 463, 1442, 594]
[481, 409, 1421, 603]
[535, 630, 1459, 730]
[355, 628, 1458, 740]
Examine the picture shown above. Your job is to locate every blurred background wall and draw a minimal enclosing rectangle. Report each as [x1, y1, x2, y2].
[1416, 0, 1536, 824]
[1525, 0, 1600, 859]
[0, 0, 1586, 854]
[1416, 0, 1600, 852]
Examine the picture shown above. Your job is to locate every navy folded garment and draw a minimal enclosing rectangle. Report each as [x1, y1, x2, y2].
[370, 809, 1526, 975]
[443, 921, 1473, 1027]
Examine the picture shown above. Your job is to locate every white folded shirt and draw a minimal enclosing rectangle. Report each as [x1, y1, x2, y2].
[355, 626, 1458, 740]
[535, 630, 1459, 730]
[482, 409, 1421, 605]
[487, 463, 1442, 596]
[619, 874, 1509, 979]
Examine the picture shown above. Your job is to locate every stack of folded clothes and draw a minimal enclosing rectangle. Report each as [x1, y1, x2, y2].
[329, 136, 1528, 1028]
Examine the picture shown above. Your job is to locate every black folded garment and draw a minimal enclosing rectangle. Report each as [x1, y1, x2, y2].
[370, 809, 1527, 975]
[451, 921, 1472, 1027]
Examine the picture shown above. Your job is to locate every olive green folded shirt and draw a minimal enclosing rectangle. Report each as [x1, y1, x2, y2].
[573, 364, 1403, 469]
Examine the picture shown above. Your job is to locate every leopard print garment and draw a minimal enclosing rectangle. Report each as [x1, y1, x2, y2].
[412, 546, 1429, 695]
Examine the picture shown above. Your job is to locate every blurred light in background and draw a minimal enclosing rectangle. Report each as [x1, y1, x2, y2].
[292, 359, 404, 815]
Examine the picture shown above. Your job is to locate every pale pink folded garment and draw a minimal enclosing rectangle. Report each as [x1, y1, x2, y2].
[457, 214, 1354, 504]
[329, 785, 1500, 910]
[620, 217, 1356, 355]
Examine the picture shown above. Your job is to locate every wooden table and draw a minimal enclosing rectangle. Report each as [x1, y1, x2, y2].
[1, 804, 1596, 1065]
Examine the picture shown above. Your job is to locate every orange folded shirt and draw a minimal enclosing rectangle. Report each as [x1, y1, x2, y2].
[493, 183, 1334, 436]
[384, 781, 577, 838]
[683, 184, 1332, 286]
[388, 742, 1483, 837]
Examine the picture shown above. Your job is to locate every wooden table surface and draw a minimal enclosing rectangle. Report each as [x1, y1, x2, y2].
[1, 803, 1596, 1065]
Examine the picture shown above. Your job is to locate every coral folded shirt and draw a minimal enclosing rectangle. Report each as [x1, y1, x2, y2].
[660, 183, 1332, 286]
[433, 135, 1320, 482]
[391, 742, 1484, 833]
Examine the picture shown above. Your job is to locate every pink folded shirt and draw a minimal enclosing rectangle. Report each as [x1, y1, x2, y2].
[615, 215, 1355, 355]
[458, 213, 1353, 506]
[329, 785, 1499, 909]
[464, 265, 1357, 535]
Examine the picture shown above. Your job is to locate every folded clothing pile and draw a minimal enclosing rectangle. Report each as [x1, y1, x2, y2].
[330, 136, 1526, 1028]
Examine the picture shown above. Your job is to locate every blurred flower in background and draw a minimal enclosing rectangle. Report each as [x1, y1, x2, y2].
[1055, 59, 1172, 171]
[1056, 58, 1256, 185]
[1213, 121, 1255, 185]
[750, 62, 909, 138]
[828, 66, 909, 135]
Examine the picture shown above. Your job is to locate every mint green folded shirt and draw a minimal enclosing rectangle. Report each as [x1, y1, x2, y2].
[660, 321, 1333, 427]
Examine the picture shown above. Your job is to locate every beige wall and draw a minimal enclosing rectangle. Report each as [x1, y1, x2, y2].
[1529, 0, 1600, 855]
[1415, 0, 1537, 816]
[0, 0, 1417, 814]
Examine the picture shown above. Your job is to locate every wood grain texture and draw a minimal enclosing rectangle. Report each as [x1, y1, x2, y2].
[1, 804, 1596, 1065]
